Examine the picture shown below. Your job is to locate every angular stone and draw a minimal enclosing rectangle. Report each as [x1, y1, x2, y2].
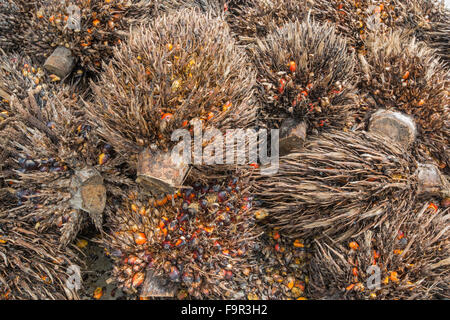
[70, 167, 106, 229]
[279, 119, 307, 156]
[415, 163, 445, 198]
[44, 47, 75, 79]
[140, 270, 177, 298]
[136, 148, 190, 195]
[368, 110, 416, 148]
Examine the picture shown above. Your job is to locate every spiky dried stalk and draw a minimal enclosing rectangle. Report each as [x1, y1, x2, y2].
[251, 131, 428, 240]
[360, 30, 449, 172]
[307, 0, 449, 66]
[248, 18, 358, 131]
[308, 202, 449, 300]
[86, 8, 257, 171]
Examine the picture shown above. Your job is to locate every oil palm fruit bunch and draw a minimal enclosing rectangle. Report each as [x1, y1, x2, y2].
[1, 129, 81, 300]
[0, 50, 49, 117]
[307, 0, 450, 64]
[390, 0, 450, 66]
[307, 0, 398, 50]
[104, 173, 261, 299]
[0, 1, 43, 53]
[308, 202, 449, 299]
[225, 0, 308, 45]
[0, 207, 82, 300]
[249, 19, 358, 131]
[2, 74, 130, 247]
[18, 0, 160, 73]
[86, 8, 257, 170]
[0, 52, 65, 181]
[251, 130, 450, 240]
[238, 228, 311, 300]
[360, 30, 449, 172]
[227, 0, 389, 49]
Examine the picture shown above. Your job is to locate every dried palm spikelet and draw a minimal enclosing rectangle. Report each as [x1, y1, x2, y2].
[0, 209, 82, 300]
[249, 19, 358, 131]
[20, 0, 160, 72]
[103, 173, 262, 299]
[86, 8, 257, 170]
[251, 130, 426, 240]
[225, 0, 308, 45]
[360, 30, 449, 172]
[3, 80, 131, 247]
[307, 1, 448, 52]
[308, 202, 449, 299]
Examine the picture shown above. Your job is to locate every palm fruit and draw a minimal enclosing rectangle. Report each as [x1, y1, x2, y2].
[308, 202, 449, 299]
[236, 227, 311, 300]
[251, 130, 449, 240]
[104, 174, 261, 299]
[249, 19, 358, 131]
[86, 8, 257, 171]
[359, 30, 449, 173]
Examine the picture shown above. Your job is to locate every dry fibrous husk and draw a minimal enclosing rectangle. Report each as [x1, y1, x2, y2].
[248, 18, 358, 132]
[360, 30, 449, 172]
[86, 8, 257, 172]
[251, 131, 429, 240]
[0, 164, 81, 300]
[308, 202, 449, 300]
